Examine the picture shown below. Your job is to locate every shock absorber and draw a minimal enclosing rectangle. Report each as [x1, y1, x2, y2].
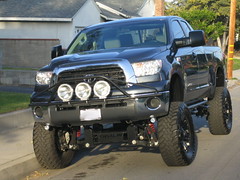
[148, 123, 156, 134]
[146, 116, 158, 146]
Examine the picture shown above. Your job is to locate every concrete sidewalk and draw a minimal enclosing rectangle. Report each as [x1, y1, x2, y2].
[232, 69, 240, 79]
[0, 125, 40, 180]
[0, 110, 40, 180]
[0, 69, 240, 180]
[228, 69, 240, 88]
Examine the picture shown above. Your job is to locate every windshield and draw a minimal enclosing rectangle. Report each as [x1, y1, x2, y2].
[67, 20, 167, 54]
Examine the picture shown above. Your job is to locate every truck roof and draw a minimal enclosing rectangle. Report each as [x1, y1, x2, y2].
[85, 16, 183, 30]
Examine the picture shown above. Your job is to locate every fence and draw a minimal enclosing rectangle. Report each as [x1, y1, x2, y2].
[0, 39, 60, 69]
[0, 39, 60, 85]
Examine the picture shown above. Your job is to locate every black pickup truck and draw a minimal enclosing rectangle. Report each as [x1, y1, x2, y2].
[30, 16, 232, 168]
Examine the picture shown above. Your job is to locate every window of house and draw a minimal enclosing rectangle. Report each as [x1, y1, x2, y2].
[75, 27, 84, 36]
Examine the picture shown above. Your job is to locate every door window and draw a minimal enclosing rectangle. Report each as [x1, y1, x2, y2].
[180, 21, 193, 37]
[172, 21, 185, 38]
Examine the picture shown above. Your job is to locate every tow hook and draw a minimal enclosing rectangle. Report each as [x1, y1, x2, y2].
[44, 123, 51, 131]
[65, 132, 70, 144]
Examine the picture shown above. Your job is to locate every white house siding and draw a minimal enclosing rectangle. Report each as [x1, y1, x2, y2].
[0, 1, 101, 49]
[0, 39, 60, 68]
[72, 0, 101, 38]
[138, 0, 155, 17]
[0, 21, 72, 48]
[0, 21, 71, 69]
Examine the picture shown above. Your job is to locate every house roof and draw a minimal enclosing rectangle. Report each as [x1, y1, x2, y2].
[99, 8, 127, 21]
[0, 0, 88, 21]
[0, 0, 146, 22]
[96, 0, 146, 16]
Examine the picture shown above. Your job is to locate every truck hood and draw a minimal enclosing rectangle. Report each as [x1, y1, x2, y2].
[49, 47, 166, 70]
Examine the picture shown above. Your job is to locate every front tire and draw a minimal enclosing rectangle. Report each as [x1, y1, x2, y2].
[33, 122, 75, 169]
[158, 102, 197, 166]
[208, 87, 232, 135]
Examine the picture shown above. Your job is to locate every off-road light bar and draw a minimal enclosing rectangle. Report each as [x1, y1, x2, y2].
[57, 84, 74, 102]
[93, 80, 111, 99]
[75, 82, 92, 100]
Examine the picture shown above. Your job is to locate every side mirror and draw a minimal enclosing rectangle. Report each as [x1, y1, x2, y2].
[51, 45, 63, 59]
[174, 30, 206, 48]
[189, 30, 206, 47]
[174, 37, 190, 48]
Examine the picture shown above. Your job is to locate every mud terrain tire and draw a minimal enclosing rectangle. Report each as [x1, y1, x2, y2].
[208, 87, 232, 135]
[33, 122, 75, 169]
[158, 102, 197, 166]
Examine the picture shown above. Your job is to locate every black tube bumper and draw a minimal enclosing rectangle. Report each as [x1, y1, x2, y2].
[30, 81, 170, 126]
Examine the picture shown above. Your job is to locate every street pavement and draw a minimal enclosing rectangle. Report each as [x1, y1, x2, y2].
[0, 70, 240, 180]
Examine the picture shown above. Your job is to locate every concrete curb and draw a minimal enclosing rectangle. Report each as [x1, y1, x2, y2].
[0, 108, 33, 133]
[0, 154, 40, 180]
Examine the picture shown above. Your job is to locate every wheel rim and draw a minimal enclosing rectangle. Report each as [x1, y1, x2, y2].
[223, 93, 232, 130]
[179, 115, 194, 159]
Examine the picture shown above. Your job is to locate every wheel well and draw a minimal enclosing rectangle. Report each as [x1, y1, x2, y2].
[216, 68, 225, 87]
[170, 74, 184, 102]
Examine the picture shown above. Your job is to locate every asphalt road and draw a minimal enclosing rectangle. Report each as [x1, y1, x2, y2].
[24, 86, 240, 180]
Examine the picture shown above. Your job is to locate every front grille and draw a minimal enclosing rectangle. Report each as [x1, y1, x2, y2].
[57, 67, 126, 86]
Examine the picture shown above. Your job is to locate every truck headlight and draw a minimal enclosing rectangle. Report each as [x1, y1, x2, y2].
[132, 60, 162, 77]
[36, 71, 53, 85]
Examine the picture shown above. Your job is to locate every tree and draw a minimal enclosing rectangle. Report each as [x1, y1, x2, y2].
[166, 0, 240, 53]
[179, 9, 225, 41]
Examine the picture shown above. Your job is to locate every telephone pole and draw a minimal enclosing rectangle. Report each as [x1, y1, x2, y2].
[155, 0, 165, 16]
[227, 0, 237, 79]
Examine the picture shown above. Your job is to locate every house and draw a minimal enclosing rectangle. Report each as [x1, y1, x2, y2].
[97, 0, 155, 20]
[0, 0, 156, 70]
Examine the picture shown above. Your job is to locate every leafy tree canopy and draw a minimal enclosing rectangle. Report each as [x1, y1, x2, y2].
[166, 0, 240, 41]
[179, 8, 225, 40]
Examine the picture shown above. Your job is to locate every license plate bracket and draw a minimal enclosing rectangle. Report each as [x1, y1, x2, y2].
[80, 109, 101, 121]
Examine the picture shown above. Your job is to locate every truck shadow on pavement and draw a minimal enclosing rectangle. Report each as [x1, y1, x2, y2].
[73, 143, 159, 163]
[72, 116, 208, 167]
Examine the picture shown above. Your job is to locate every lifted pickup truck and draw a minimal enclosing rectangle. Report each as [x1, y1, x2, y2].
[30, 16, 232, 168]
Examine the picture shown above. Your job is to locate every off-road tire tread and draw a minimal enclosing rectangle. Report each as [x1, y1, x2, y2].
[158, 102, 196, 166]
[33, 122, 75, 169]
[208, 87, 232, 135]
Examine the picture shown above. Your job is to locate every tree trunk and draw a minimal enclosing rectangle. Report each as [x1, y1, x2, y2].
[217, 32, 229, 54]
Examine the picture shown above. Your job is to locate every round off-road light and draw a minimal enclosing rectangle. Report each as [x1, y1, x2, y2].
[93, 80, 111, 99]
[75, 82, 92, 100]
[57, 84, 73, 102]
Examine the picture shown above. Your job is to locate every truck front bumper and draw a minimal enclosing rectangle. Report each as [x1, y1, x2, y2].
[30, 81, 170, 126]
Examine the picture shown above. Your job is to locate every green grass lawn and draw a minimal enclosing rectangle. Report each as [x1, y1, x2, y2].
[233, 58, 240, 70]
[0, 92, 30, 114]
